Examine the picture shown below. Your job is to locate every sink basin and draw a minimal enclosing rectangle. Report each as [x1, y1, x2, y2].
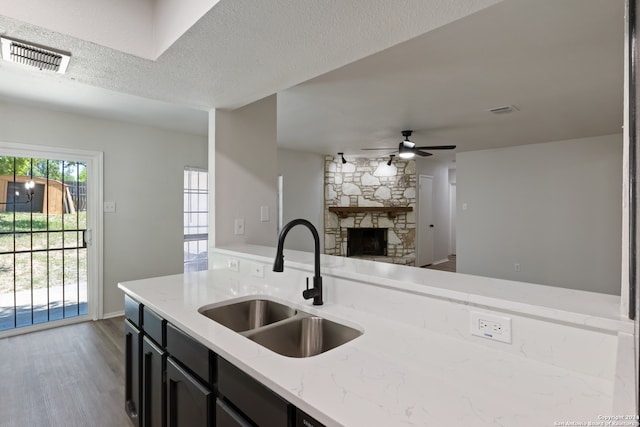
[199, 299, 296, 332]
[247, 316, 362, 358]
[199, 297, 362, 357]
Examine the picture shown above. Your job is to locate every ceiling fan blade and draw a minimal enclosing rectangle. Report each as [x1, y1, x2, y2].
[414, 150, 433, 157]
[413, 145, 457, 150]
[360, 147, 397, 151]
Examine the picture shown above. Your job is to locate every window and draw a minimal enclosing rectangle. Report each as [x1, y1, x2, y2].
[184, 168, 208, 272]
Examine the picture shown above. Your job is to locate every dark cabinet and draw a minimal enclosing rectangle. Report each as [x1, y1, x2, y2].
[142, 336, 165, 427]
[295, 408, 326, 427]
[125, 319, 142, 427]
[218, 357, 291, 426]
[215, 399, 252, 427]
[166, 358, 214, 427]
[166, 323, 214, 386]
[124, 294, 324, 427]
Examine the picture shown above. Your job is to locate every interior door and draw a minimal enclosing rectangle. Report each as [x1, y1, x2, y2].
[418, 175, 434, 266]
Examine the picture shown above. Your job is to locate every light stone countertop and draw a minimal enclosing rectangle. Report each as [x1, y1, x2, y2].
[119, 246, 623, 426]
[214, 245, 631, 334]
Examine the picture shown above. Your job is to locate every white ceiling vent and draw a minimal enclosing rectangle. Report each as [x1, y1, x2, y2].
[488, 105, 519, 114]
[1, 36, 70, 74]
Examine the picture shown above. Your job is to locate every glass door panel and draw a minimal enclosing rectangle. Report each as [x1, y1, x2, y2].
[0, 156, 88, 332]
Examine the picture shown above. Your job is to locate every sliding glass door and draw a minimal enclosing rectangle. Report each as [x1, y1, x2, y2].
[0, 156, 88, 331]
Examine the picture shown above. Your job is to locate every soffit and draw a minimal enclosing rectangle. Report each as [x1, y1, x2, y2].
[0, 0, 502, 135]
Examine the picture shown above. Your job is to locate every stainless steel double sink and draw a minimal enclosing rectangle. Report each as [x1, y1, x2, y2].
[198, 298, 362, 358]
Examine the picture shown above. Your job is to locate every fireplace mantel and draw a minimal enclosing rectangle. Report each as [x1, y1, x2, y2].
[328, 206, 413, 219]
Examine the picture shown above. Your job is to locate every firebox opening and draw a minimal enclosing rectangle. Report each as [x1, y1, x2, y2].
[347, 228, 388, 257]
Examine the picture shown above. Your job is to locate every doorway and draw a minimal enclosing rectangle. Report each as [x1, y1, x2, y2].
[0, 144, 102, 335]
[418, 174, 434, 266]
[449, 182, 456, 255]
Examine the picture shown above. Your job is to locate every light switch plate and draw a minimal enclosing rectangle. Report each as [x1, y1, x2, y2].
[234, 218, 245, 235]
[260, 206, 269, 222]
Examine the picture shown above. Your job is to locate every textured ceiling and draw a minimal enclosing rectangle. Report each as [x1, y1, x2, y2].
[278, 0, 625, 157]
[0, 0, 501, 135]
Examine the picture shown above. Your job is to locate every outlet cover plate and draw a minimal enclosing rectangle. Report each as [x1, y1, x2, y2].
[227, 259, 239, 272]
[470, 311, 512, 344]
[103, 201, 116, 213]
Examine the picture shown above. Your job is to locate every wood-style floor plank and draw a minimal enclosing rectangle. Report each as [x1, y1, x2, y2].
[0, 317, 130, 427]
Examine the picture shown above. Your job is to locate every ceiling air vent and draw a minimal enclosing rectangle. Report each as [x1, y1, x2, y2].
[0, 36, 70, 74]
[488, 105, 519, 114]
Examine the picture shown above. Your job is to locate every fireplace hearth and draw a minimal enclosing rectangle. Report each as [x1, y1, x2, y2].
[347, 228, 388, 257]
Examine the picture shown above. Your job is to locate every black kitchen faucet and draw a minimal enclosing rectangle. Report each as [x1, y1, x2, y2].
[272, 219, 323, 305]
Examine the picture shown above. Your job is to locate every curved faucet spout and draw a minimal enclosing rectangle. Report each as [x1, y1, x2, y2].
[273, 219, 323, 305]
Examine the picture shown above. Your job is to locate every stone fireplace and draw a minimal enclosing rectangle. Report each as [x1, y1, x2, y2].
[324, 156, 416, 266]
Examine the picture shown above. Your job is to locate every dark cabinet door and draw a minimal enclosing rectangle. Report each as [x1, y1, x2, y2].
[216, 399, 252, 427]
[125, 319, 142, 427]
[142, 336, 165, 427]
[166, 357, 213, 427]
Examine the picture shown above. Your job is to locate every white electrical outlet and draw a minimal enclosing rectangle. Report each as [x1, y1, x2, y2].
[103, 201, 116, 213]
[227, 259, 239, 272]
[470, 312, 512, 343]
[251, 263, 264, 277]
[514, 263, 521, 272]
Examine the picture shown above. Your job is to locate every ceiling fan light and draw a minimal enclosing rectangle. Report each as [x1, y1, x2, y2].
[401, 139, 415, 149]
[398, 141, 415, 159]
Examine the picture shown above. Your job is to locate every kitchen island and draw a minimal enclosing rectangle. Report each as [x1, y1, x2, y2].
[118, 245, 634, 426]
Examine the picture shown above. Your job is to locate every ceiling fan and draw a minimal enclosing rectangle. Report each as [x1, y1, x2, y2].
[361, 130, 456, 158]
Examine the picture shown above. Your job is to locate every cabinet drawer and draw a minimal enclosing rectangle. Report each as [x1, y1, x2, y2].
[166, 323, 213, 386]
[216, 399, 252, 427]
[218, 357, 291, 427]
[295, 408, 326, 427]
[143, 306, 166, 347]
[125, 294, 142, 328]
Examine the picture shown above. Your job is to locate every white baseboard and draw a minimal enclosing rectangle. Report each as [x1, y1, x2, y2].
[103, 310, 125, 319]
[432, 258, 450, 266]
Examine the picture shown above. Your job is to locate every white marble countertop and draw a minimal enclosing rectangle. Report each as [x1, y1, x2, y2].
[119, 251, 618, 427]
[215, 244, 632, 334]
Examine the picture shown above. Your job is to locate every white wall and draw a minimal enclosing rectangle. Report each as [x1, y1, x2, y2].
[0, 101, 207, 315]
[416, 158, 454, 265]
[457, 134, 622, 294]
[277, 148, 324, 253]
[210, 94, 278, 248]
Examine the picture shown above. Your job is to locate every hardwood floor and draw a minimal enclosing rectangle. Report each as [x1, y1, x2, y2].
[423, 254, 457, 272]
[0, 317, 130, 427]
